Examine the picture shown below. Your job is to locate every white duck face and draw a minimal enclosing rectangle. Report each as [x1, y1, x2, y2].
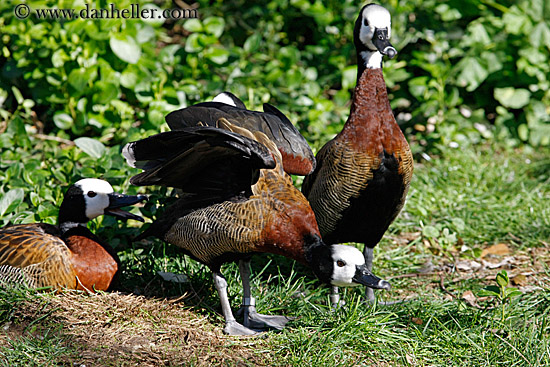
[58, 179, 146, 231]
[359, 4, 392, 49]
[75, 178, 115, 220]
[355, 4, 397, 69]
[330, 245, 391, 290]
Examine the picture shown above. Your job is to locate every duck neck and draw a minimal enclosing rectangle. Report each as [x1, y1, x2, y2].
[59, 221, 85, 233]
[57, 199, 90, 234]
[338, 67, 394, 153]
[304, 239, 332, 285]
[356, 50, 383, 82]
[345, 67, 387, 127]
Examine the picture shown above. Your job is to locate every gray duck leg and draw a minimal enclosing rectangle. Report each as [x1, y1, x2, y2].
[330, 286, 346, 309]
[364, 246, 394, 304]
[212, 271, 257, 336]
[239, 260, 294, 330]
[364, 246, 376, 303]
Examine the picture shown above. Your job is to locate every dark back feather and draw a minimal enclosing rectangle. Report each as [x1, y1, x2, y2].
[124, 127, 276, 200]
[165, 101, 316, 175]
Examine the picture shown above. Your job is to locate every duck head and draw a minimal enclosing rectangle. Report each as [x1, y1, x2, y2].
[306, 236, 391, 289]
[58, 178, 147, 231]
[354, 4, 397, 71]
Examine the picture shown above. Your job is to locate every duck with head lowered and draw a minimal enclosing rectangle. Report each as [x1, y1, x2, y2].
[124, 109, 389, 335]
[0, 179, 147, 291]
[302, 4, 414, 304]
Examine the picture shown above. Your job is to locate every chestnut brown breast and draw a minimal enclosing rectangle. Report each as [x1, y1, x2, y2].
[65, 235, 119, 291]
[0, 223, 119, 291]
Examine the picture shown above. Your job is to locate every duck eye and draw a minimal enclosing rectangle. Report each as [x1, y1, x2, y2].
[363, 18, 368, 27]
[87, 191, 97, 198]
[337, 260, 346, 267]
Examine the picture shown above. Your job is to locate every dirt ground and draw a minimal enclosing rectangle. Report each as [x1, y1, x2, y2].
[0, 291, 269, 366]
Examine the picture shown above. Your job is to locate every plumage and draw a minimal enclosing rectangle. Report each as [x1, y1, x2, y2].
[0, 179, 147, 291]
[164, 93, 316, 176]
[126, 118, 388, 335]
[302, 4, 413, 303]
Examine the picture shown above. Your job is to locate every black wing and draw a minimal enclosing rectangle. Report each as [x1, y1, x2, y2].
[123, 127, 276, 199]
[165, 100, 316, 175]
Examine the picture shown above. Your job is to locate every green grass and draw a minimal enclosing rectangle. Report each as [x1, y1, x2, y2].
[399, 144, 549, 250]
[1, 142, 549, 366]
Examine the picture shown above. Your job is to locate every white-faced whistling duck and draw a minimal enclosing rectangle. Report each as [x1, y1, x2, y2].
[302, 4, 414, 304]
[0, 179, 147, 292]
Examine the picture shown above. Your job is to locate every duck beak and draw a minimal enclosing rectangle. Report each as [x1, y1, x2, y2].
[352, 264, 391, 290]
[105, 193, 148, 222]
[373, 28, 396, 59]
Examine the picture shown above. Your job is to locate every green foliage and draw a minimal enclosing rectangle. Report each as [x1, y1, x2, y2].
[479, 270, 524, 320]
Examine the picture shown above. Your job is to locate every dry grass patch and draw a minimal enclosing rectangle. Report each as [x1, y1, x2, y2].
[0, 291, 270, 366]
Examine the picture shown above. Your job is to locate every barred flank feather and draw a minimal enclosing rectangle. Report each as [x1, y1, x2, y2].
[0, 224, 76, 289]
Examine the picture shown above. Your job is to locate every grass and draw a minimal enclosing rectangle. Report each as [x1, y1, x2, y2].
[1, 142, 549, 366]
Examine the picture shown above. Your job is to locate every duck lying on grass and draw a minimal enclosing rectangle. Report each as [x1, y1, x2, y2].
[0, 179, 147, 291]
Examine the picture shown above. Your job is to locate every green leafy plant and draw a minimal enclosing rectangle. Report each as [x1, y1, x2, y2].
[479, 270, 523, 320]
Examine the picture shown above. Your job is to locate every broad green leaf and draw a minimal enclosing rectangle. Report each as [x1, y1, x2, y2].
[51, 49, 69, 68]
[505, 289, 523, 299]
[183, 19, 202, 32]
[518, 124, 529, 141]
[93, 81, 120, 104]
[74, 137, 106, 159]
[185, 33, 202, 53]
[435, 4, 462, 21]
[408, 76, 430, 99]
[457, 57, 488, 92]
[342, 66, 357, 90]
[481, 52, 503, 74]
[11, 86, 23, 104]
[244, 34, 261, 53]
[530, 22, 550, 49]
[494, 88, 530, 109]
[120, 69, 139, 89]
[478, 287, 500, 298]
[148, 109, 165, 126]
[53, 112, 73, 130]
[109, 35, 141, 64]
[68, 67, 97, 92]
[0, 188, 24, 217]
[503, 7, 530, 35]
[204, 17, 225, 38]
[452, 218, 466, 232]
[496, 270, 509, 288]
[136, 24, 155, 44]
[465, 22, 491, 45]
[205, 47, 229, 65]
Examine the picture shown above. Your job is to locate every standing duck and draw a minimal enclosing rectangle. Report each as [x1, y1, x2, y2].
[123, 119, 388, 335]
[165, 91, 316, 176]
[0, 179, 147, 291]
[302, 4, 414, 303]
